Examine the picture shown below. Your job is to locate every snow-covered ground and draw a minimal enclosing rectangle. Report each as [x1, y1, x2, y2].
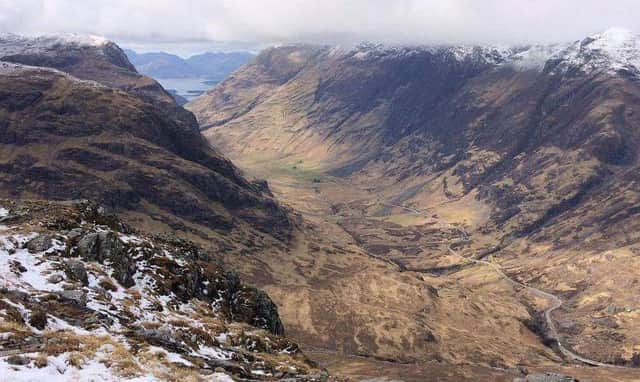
[0, 352, 235, 382]
[0, 353, 157, 382]
[0, 225, 238, 381]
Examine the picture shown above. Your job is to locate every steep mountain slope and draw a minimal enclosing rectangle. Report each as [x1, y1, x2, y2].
[0, 34, 204, 141]
[188, 28, 640, 378]
[0, 35, 290, 243]
[190, 28, 640, 252]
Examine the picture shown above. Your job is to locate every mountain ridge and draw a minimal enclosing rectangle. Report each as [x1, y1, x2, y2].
[0, 33, 292, 242]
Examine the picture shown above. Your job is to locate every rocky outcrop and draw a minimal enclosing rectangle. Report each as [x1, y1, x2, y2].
[76, 231, 135, 287]
[0, 199, 321, 381]
[229, 285, 285, 336]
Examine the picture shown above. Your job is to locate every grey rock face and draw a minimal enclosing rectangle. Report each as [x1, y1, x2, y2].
[77, 231, 136, 287]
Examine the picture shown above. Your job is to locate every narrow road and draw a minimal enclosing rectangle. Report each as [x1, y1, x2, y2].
[316, 178, 627, 368]
[447, 227, 623, 368]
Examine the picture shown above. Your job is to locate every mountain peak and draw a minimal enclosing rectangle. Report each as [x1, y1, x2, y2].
[593, 27, 636, 42]
[583, 27, 638, 54]
[549, 27, 640, 75]
[0, 32, 111, 51]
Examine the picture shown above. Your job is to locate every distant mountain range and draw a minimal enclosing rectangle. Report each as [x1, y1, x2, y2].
[124, 49, 254, 80]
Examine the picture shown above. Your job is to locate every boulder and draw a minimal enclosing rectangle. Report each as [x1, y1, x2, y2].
[6, 355, 29, 365]
[607, 304, 625, 315]
[47, 274, 64, 284]
[25, 234, 53, 253]
[10, 260, 27, 273]
[63, 259, 88, 285]
[58, 290, 87, 306]
[134, 326, 189, 353]
[66, 228, 84, 241]
[77, 231, 122, 262]
[112, 257, 136, 288]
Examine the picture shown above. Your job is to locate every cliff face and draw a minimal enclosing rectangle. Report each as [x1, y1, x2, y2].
[0, 35, 291, 242]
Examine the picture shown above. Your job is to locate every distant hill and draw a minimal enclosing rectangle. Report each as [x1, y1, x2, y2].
[125, 49, 254, 80]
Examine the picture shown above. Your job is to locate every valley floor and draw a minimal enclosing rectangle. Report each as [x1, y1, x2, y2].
[222, 156, 640, 382]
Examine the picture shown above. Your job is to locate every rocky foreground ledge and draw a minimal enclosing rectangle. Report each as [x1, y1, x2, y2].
[0, 199, 337, 381]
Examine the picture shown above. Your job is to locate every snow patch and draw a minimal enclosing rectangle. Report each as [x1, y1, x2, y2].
[210, 373, 236, 382]
[507, 44, 567, 71]
[0, 353, 158, 382]
[146, 346, 194, 367]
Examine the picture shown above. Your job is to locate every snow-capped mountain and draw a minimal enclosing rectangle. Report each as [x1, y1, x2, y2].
[0, 33, 109, 51]
[336, 28, 640, 75]
[549, 27, 640, 75]
[0, 33, 123, 67]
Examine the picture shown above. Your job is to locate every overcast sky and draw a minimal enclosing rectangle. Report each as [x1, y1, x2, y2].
[1, 0, 639, 55]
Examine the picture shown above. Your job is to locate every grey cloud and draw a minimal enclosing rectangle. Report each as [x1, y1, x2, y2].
[1, 0, 639, 51]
